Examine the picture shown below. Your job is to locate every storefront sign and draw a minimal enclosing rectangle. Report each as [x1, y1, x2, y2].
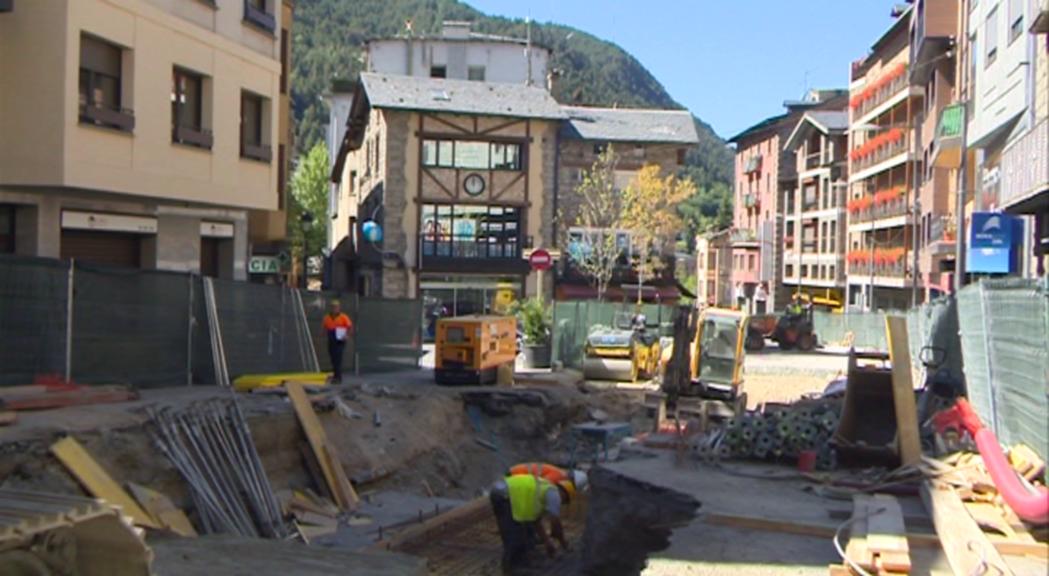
[970, 212, 1015, 248]
[968, 212, 1021, 274]
[249, 255, 281, 275]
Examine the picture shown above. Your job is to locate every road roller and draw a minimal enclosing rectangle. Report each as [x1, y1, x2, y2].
[582, 311, 661, 382]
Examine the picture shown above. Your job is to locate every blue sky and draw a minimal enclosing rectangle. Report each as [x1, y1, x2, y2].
[468, 0, 901, 139]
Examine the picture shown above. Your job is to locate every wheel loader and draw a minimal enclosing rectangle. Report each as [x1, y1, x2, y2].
[582, 311, 662, 382]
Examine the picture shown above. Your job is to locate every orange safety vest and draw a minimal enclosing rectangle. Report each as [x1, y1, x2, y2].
[508, 462, 568, 485]
[323, 313, 352, 333]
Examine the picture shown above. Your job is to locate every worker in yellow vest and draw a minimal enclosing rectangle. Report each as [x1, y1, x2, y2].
[489, 473, 573, 572]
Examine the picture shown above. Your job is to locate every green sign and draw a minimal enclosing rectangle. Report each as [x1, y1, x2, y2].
[937, 104, 965, 140]
[249, 255, 281, 274]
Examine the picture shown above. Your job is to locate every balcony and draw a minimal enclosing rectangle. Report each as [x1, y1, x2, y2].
[243, 0, 276, 33]
[79, 103, 135, 133]
[849, 64, 909, 121]
[730, 228, 758, 246]
[846, 248, 907, 278]
[743, 155, 762, 174]
[1000, 119, 1048, 213]
[744, 194, 760, 209]
[173, 124, 214, 150]
[850, 129, 909, 174]
[804, 151, 824, 170]
[926, 214, 956, 255]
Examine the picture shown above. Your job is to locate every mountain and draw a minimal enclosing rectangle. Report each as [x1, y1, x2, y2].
[291, 0, 734, 237]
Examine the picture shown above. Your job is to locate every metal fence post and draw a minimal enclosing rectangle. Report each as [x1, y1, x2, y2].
[65, 258, 74, 382]
[978, 282, 999, 436]
[187, 274, 194, 387]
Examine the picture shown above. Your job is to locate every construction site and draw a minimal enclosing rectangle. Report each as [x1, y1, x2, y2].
[0, 252, 1047, 576]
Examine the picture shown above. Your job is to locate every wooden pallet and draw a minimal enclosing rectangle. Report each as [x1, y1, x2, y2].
[841, 494, 911, 575]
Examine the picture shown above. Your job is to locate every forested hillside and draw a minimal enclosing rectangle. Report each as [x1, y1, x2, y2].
[292, 0, 734, 238]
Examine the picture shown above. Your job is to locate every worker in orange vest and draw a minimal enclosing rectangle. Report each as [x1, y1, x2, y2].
[507, 462, 588, 491]
[322, 299, 353, 383]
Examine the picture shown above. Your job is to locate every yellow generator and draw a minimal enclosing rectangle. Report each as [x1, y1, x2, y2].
[582, 311, 662, 382]
[435, 315, 518, 386]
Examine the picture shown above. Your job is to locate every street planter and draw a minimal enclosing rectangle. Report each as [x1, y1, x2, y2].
[522, 343, 552, 369]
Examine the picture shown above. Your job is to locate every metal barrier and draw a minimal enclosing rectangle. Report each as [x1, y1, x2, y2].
[0, 255, 422, 387]
[552, 301, 674, 369]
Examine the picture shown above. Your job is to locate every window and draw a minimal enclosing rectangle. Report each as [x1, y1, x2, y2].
[421, 204, 520, 259]
[244, 0, 275, 33]
[632, 145, 646, 159]
[801, 264, 809, 278]
[829, 265, 836, 279]
[240, 91, 271, 162]
[172, 68, 212, 149]
[79, 34, 133, 131]
[677, 148, 687, 166]
[986, 7, 998, 67]
[748, 254, 756, 270]
[593, 143, 607, 156]
[786, 264, 794, 277]
[280, 29, 289, 94]
[0, 205, 14, 254]
[421, 140, 522, 171]
[467, 66, 486, 81]
[1008, 0, 1023, 43]
[430, 65, 447, 78]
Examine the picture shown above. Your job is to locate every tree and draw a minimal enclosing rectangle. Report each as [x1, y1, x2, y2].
[622, 165, 696, 304]
[289, 142, 330, 275]
[565, 146, 623, 302]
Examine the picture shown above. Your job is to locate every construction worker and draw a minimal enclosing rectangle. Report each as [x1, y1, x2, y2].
[786, 293, 804, 317]
[322, 299, 352, 383]
[489, 473, 573, 572]
[507, 462, 588, 492]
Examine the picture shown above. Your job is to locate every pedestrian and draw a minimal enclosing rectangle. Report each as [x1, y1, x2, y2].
[322, 299, 352, 383]
[489, 473, 573, 573]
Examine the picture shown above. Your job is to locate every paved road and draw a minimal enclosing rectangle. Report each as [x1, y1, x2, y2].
[744, 343, 848, 376]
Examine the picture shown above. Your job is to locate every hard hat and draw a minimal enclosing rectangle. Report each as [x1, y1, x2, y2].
[571, 470, 589, 492]
[557, 479, 576, 503]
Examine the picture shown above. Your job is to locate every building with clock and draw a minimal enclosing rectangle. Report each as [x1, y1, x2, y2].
[328, 72, 565, 318]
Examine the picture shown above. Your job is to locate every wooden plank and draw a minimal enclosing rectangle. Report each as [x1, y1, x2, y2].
[884, 316, 921, 466]
[50, 437, 160, 529]
[846, 495, 875, 571]
[374, 496, 490, 551]
[127, 482, 197, 537]
[921, 481, 1015, 576]
[3, 385, 137, 411]
[703, 512, 944, 550]
[323, 443, 359, 509]
[866, 494, 909, 554]
[286, 382, 356, 511]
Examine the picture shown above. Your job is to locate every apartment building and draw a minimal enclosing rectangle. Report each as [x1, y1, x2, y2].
[727, 90, 847, 315]
[695, 229, 733, 308]
[329, 73, 564, 312]
[0, 0, 290, 280]
[998, 0, 1048, 276]
[556, 107, 699, 303]
[781, 110, 849, 309]
[846, 9, 920, 311]
[910, 0, 962, 299]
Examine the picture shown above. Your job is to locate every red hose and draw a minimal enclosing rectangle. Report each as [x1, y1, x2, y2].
[934, 399, 1049, 525]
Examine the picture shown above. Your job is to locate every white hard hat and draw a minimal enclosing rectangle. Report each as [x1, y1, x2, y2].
[571, 470, 588, 492]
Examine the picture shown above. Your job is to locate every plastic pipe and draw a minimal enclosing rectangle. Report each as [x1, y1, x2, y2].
[934, 399, 1049, 525]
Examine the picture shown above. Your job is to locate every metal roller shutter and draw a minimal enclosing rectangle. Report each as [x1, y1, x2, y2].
[60, 229, 142, 269]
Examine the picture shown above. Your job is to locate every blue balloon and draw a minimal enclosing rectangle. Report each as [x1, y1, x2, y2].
[362, 220, 383, 243]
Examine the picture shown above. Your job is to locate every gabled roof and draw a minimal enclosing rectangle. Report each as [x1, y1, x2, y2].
[359, 73, 566, 120]
[727, 113, 790, 144]
[783, 110, 848, 151]
[559, 106, 699, 145]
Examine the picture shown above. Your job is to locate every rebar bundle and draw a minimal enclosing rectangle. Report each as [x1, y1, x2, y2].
[149, 400, 288, 538]
[694, 401, 842, 470]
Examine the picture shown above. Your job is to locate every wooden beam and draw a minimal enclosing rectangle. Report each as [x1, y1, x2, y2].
[127, 482, 197, 537]
[885, 315, 922, 466]
[374, 496, 490, 551]
[50, 437, 160, 529]
[921, 482, 1015, 575]
[286, 382, 358, 511]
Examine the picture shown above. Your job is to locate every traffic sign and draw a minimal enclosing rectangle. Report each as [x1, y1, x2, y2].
[528, 248, 552, 271]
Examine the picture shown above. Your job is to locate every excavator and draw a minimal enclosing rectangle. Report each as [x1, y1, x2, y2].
[660, 307, 748, 404]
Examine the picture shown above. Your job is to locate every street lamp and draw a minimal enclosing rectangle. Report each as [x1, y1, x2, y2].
[300, 210, 314, 289]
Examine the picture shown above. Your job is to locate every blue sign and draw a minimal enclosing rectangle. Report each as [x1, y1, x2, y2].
[970, 212, 1016, 248]
[968, 212, 1022, 274]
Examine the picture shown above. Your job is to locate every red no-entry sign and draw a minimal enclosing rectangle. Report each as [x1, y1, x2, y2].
[528, 249, 552, 271]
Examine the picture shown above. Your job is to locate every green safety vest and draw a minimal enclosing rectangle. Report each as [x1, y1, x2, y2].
[506, 474, 553, 523]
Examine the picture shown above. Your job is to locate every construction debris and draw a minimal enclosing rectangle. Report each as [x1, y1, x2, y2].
[127, 482, 197, 537]
[0, 488, 153, 575]
[50, 436, 161, 529]
[1, 382, 137, 412]
[149, 400, 287, 538]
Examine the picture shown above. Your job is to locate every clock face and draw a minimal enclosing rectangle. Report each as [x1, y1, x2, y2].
[463, 173, 486, 197]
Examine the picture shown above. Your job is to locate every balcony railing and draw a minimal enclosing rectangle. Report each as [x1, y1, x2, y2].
[804, 151, 824, 170]
[730, 228, 758, 244]
[850, 130, 909, 173]
[850, 64, 909, 120]
[243, 0, 276, 33]
[847, 248, 907, 278]
[1001, 118, 1048, 209]
[743, 194, 760, 209]
[79, 103, 135, 133]
[851, 196, 910, 223]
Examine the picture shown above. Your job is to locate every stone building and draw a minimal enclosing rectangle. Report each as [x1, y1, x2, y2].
[329, 73, 564, 314]
[555, 107, 698, 302]
[0, 0, 293, 280]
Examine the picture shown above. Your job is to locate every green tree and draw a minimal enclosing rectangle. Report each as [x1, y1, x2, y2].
[289, 142, 330, 272]
[566, 146, 623, 302]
